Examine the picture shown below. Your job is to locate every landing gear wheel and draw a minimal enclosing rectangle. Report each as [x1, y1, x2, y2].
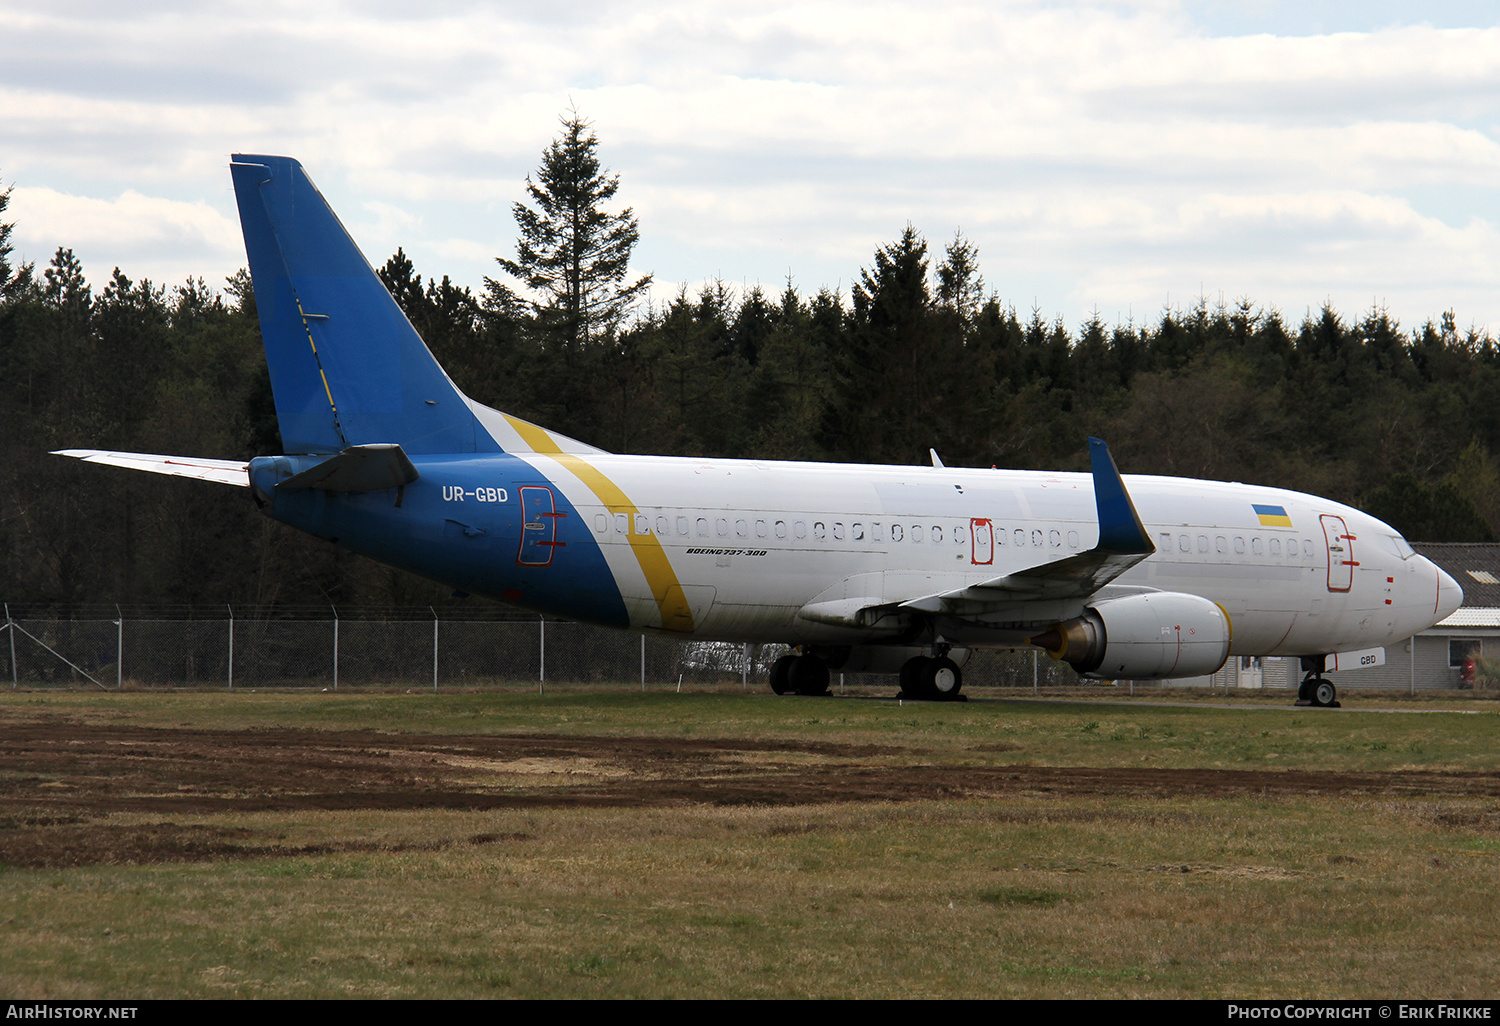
[1312, 679, 1338, 708]
[900, 657, 936, 700]
[1297, 676, 1313, 702]
[770, 655, 797, 695]
[930, 657, 963, 701]
[790, 655, 831, 696]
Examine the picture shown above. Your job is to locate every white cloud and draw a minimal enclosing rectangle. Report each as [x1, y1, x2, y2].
[1, 0, 1499, 330]
[9, 187, 242, 286]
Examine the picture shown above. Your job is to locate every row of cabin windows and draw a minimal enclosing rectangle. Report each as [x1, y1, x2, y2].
[590, 513, 1084, 549]
[1162, 532, 1317, 560]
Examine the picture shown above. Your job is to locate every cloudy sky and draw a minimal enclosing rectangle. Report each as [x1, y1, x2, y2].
[3, 0, 1499, 334]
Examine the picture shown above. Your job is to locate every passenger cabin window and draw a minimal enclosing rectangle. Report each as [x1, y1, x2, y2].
[1049, 529, 1061, 548]
[1067, 530, 1080, 548]
[1031, 529, 1042, 547]
[775, 520, 787, 538]
[1270, 537, 1281, 556]
[1252, 537, 1263, 556]
[677, 516, 689, 536]
[795, 521, 807, 539]
[912, 525, 924, 543]
[1015, 529, 1026, 547]
[736, 519, 748, 538]
[893, 524, 904, 542]
[1215, 536, 1226, 553]
[636, 514, 649, 535]
[1234, 536, 1246, 554]
[932, 525, 943, 543]
[833, 522, 845, 541]
[697, 518, 709, 537]
[756, 520, 768, 538]
[853, 523, 865, 541]
[1197, 535, 1209, 553]
[615, 514, 628, 534]
[814, 522, 826, 540]
[594, 514, 607, 533]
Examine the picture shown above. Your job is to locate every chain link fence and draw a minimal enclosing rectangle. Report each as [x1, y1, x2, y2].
[0, 604, 1398, 693]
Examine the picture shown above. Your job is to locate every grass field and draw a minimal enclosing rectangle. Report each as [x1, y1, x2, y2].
[2, 687, 1498, 998]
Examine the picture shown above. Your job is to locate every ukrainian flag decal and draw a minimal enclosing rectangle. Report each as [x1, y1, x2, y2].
[1254, 503, 1293, 528]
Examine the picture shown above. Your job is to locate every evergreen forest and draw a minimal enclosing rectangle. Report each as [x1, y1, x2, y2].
[3, 119, 1499, 614]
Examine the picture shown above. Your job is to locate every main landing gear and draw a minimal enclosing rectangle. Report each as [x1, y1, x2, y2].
[1295, 655, 1340, 708]
[898, 654, 965, 702]
[770, 653, 831, 696]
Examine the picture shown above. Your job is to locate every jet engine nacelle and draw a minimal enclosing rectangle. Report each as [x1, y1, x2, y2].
[1033, 592, 1231, 680]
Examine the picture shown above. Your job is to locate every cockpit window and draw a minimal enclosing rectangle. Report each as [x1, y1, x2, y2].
[1387, 535, 1416, 560]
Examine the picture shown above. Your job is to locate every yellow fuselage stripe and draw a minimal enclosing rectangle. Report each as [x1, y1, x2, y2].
[503, 414, 693, 632]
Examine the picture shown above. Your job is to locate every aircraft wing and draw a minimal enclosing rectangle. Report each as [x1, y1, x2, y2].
[894, 438, 1156, 617]
[51, 450, 251, 487]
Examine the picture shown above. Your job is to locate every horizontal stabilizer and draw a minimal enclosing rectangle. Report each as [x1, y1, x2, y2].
[279, 444, 419, 492]
[51, 450, 250, 487]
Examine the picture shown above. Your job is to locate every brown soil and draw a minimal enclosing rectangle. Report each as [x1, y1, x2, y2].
[4, 721, 1498, 868]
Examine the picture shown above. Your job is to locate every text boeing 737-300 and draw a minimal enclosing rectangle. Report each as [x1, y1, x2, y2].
[55, 155, 1463, 705]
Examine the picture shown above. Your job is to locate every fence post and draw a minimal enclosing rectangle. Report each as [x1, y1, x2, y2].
[115, 604, 123, 691]
[1033, 649, 1038, 694]
[640, 634, 645, 691]
[226, 604, 234, 690]
[539, 616, 545, 693]
[332, 604, 339, 692]
[431, 606, 439, 693]
[6, 604, 15, 690]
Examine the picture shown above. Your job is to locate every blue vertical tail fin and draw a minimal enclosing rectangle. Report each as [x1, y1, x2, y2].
[231, 154, 497, 455]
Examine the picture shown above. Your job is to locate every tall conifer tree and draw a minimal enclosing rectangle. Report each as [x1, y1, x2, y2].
[488, 112, 651, 356]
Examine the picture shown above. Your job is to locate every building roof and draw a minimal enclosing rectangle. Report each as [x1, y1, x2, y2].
[1434, 606, 1500, 629]
[1413, 543, 1500, 607]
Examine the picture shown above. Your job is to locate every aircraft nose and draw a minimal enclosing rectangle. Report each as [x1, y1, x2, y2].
[1435, 564, 1463, 622]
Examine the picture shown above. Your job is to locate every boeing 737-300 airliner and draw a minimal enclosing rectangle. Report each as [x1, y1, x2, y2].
[56, 155, 1464, 705]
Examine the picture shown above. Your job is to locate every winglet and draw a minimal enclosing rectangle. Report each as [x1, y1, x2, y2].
[1088, 437, 1154, 555]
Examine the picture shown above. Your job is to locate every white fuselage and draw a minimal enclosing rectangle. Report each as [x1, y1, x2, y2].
[515, 452, 1457, 657]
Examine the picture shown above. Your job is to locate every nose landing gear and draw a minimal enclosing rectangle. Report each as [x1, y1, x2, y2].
[1295, 656, 1341, 708]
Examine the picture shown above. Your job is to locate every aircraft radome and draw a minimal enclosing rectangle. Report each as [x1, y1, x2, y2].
[56, 155, 1464, 706]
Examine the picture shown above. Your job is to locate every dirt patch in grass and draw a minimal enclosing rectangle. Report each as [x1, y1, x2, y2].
[3, 721, 1499, 868]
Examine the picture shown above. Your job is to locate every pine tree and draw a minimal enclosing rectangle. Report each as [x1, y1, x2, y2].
[0, 174, 34, 300]
[488, 112, 651, 356]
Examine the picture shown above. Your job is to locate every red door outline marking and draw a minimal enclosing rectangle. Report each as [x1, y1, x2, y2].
[971, 518, 994, 565]
[517, 486, 567, 567]
[1320, 513, 1355, 592]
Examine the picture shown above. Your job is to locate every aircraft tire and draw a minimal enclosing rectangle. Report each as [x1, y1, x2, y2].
[770, 655, 797, 695]
[901, 657, 937, 700]
[1312, 679, 1337, 707]
[930, 657, 963, 701]
[1297, 676, 1313, 702]
[792, 655, 831, 696]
